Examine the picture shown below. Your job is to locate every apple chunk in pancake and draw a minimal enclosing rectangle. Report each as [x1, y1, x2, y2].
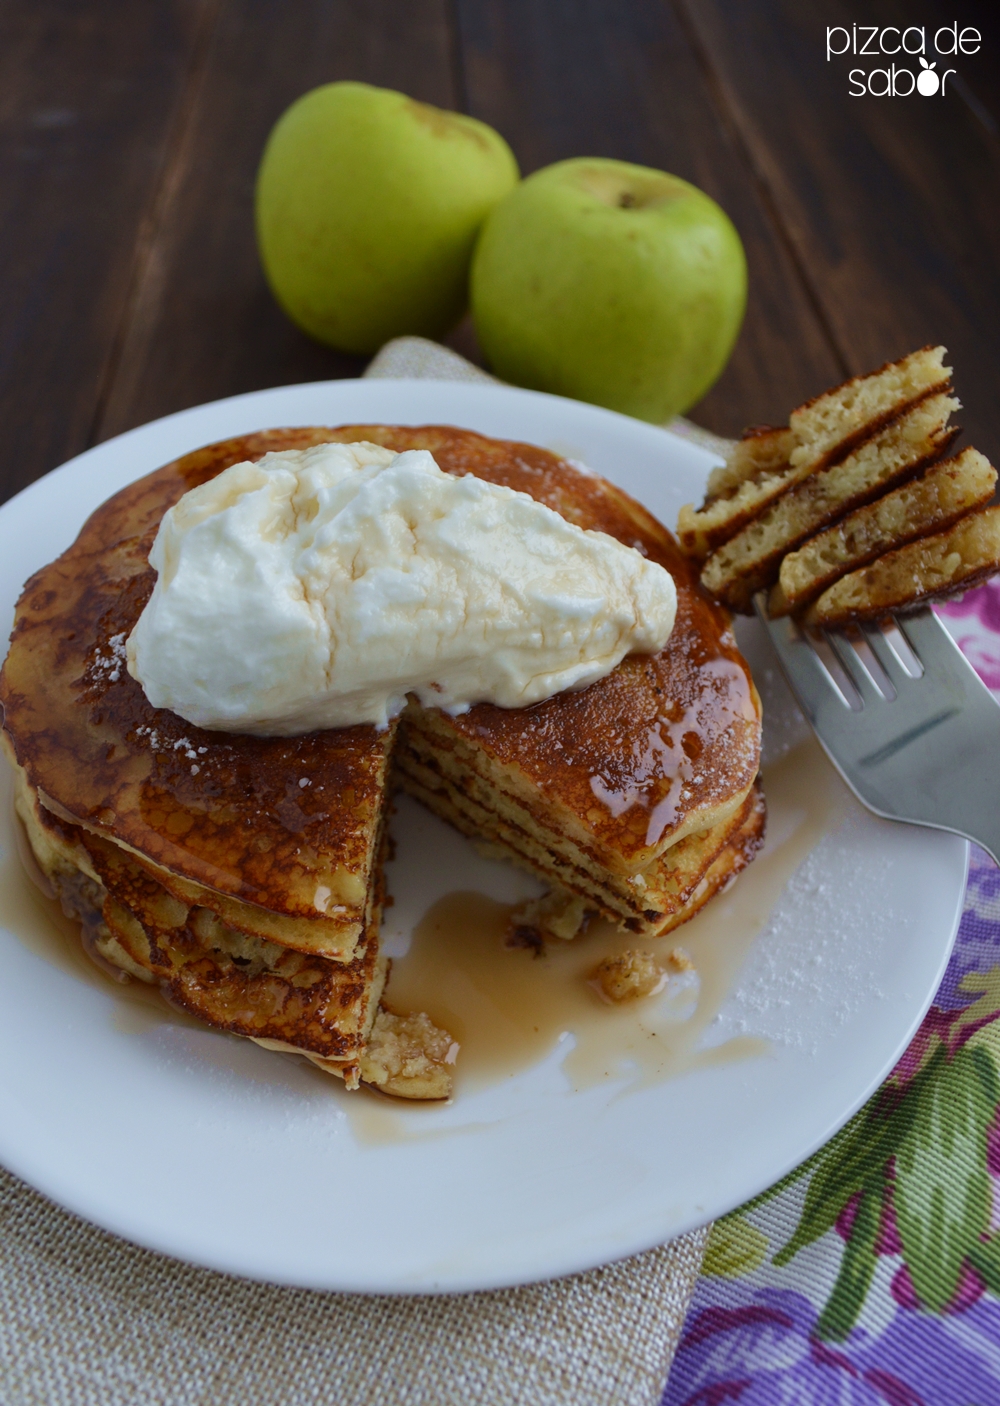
[83, 826, 387, 1063]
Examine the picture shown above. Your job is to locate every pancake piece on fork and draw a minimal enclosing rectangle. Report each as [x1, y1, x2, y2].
[769, 448, 996, 617]
[678, 346, 953, 566]
[802, 505, 1000, 628]
[1, 424, 764, 1093]
[701, 389, 960, 611]
[682, 345, 1000, 630]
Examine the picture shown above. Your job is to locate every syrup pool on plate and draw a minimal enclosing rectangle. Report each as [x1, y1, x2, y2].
[382, 736, 846, 1098]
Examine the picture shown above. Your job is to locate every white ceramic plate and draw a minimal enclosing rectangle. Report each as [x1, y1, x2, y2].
[0, 379, 967, 1293]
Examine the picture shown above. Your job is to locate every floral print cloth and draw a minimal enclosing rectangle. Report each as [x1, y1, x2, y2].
[665, 582, 1000, 1406]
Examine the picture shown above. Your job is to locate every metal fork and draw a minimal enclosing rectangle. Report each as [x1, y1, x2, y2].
[754, 597, 1000, 865]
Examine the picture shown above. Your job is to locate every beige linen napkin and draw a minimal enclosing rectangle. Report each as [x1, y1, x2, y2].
[0, 340, 717, 1406]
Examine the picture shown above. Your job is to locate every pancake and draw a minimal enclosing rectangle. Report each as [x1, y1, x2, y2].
[678, 346, 952, 565]
[394, 719, 764, 936]
[802, 505, 1000, 627]
[1, 423, 763, 1094]
[769, 448, 997, 616]
[700, 392, 960, 611]
[684, 346, 1000, 626]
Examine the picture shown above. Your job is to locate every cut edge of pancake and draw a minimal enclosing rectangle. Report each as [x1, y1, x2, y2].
[677, 346, 953, 564]
[497, 784, 767, 945]
[33, 783, 370, 964]
[394, 706, 765, 939]
[404, 696, 761, 881]
[770, 448, 997, 616]
[701, 392, 960, 611]
[802, 505, 1000, 627]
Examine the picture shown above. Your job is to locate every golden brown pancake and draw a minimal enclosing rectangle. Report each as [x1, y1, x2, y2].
[684, 346, 1000, 625]
[394, 718, 764, 936]
[5, 744, 387, 1075]
[678, 347, 954, 566]
[1, 423, 764, 1093]
[802, 505, 1000, 627]
[0, 429, 395, 961]
[769, 448, 997, 617]
[700, 392, 960, 611]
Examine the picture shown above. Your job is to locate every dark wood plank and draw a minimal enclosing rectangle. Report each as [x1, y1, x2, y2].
[453, 0, 844, 437]
[0, 0, 212, 505]
[96, 0, 457, 443]
[679, 0, 1000, 458]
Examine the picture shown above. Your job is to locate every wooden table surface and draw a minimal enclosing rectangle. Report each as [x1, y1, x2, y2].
[1, 0, 997, 508]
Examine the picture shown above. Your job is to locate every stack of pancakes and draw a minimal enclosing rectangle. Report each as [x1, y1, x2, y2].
[1, 425, 763, 1099]
[678, 347, 1000, 625]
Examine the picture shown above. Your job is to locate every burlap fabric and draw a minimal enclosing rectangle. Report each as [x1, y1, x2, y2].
[0, 1169, 709, 1405]
[0, 338, 721, 1405]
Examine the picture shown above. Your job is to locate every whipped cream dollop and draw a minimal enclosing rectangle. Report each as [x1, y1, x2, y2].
[127, 442, 677, 735]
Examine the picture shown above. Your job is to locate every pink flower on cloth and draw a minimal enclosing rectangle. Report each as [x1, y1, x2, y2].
[935, 581, 1000, 696]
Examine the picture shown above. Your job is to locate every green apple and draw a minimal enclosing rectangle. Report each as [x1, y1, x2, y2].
[470, 157, 747, 422]
[256, 82, 519, 355]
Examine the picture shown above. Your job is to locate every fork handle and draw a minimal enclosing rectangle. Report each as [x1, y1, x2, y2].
[928, 770, 1000, 866]
[812, 730, 1000, 869]
[815, 672, 1000, 871]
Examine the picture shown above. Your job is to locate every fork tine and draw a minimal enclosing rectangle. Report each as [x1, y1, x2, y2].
[826, 630, 885, 706]
[756, 593, 1000, 865]
[862, 622, 913, 689]
[898, 608, 968, 674]
[752, 604, 853, 719]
